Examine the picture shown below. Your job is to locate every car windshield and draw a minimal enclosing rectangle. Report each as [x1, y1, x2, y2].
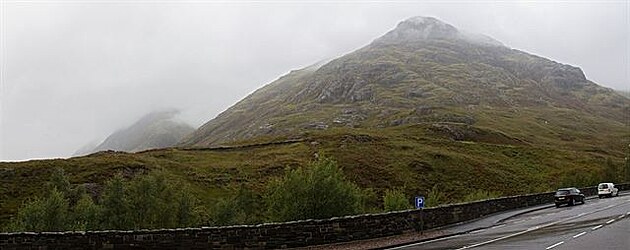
[556, 190, 569, 195]
[599, 184, 609, 189]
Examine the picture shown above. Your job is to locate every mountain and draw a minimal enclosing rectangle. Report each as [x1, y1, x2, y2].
[180, 16, 629, 149]
[83, 111, 194, 154]
[2, 17, 629, 228]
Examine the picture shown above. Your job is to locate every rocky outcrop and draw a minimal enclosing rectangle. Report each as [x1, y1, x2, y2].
[179, 16, 629, 148]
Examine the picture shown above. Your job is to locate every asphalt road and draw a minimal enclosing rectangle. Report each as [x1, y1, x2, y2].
[390, 193, 630, 250]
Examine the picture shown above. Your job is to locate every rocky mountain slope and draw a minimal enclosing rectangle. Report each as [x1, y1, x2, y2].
[180, 17, 629, 151]
[2, 17, 629, 228]
[80, 111, 194, 154]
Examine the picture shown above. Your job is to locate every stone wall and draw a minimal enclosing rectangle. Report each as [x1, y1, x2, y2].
[2, 183, 628, 249]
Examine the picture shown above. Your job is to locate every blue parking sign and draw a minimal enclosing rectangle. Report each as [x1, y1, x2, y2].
[415, 196, 425, 209]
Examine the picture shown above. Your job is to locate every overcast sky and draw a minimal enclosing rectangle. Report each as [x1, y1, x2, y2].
[1, 1, 628, 161]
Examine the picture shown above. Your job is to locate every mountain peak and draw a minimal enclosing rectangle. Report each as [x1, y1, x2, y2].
[388, 16, 458, 40]
[375, 16, 503, 47]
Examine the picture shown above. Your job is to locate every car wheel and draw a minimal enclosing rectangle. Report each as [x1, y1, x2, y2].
[555, 204, 560, 208]
[599, 195, 603, 199]
[569, 199, 574, 206]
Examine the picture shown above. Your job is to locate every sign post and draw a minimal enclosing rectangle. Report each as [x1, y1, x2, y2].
[414, 196, 425, 209]
[414, 196, 425, 233]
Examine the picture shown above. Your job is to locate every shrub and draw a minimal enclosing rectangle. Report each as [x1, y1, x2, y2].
[383, 188, 410, 211]
[8, 169, 205, 232]
[10, 188, 69, 232]
[426, 184, 447, 208]
[9, 198, 45, 232]
[265, 157, 363, 221]
[461, 190, 501, 203]
[72, 193, 101, 231]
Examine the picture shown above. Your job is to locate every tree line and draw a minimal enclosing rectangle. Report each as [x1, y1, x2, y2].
[5, 157, 502, 232]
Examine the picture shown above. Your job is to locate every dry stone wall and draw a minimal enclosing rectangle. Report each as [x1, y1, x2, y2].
[2, 183, 628, 249]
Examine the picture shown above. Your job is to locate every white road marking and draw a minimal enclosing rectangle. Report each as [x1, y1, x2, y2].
[385, 234, 461, 250]
[546, 241, 564, 249]
[606, 219, 615, 224]
[398, 199, 630, 249]
[573, 232, 587, 238]
[618, 214, 625, 219]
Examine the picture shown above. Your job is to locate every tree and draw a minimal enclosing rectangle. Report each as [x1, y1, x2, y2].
[10, 171, 71, 232]
[211, 185, 261, 226]
[128, 175, 160, 229]
[175, 188, 199, 227]
[9, 198, 45, 232]
[48, 168, 71, 197]
[72, 193, 101, 231]
[265, 157, 363, 221]
[212, 197, 240, 226]
[603, 157, 618, 182]
[41, 188, 69, 231]
[101, 174, 130, 230]
[383, 188, 410, 212]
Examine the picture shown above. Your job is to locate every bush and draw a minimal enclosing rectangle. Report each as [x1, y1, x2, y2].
[8, 169, 205, 232]
[71, 193, 101, 231]
[383, 188, 410, 211]
[9, 198, 44, 232]
[10, 188, 69, 232]
[426, 184, 447, 208]
[101, 174, 130, 230]
[211, 185, 261, 226]
[461, 190, 501, 203]
[265, 157, 364, 221]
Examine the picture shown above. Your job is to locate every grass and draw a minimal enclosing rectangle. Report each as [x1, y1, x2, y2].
[3, 120, 625, 229]
[3, 37, 629, 229]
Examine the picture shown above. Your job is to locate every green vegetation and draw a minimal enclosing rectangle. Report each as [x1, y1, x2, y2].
[8, 170, 203, 231]
[211, 185, 261, 226]
[2, 122, 628, 231]
[265, 157, 365, 221]
[3, 17, 629, 232]
[461, 190, 501, 203]
[425, 185, 447, 208]
[5, 158, 373, 231]
[383, 188, 411, 211]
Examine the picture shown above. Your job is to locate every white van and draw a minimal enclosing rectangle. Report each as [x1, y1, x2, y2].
[598, 183, 619, 198]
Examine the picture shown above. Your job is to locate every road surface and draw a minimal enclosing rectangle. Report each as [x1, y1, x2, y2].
[390, 193, 630, 249]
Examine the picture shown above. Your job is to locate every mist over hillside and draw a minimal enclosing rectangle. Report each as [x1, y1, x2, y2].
[180, 16, 629, 149]
[76, 111, 194, 155]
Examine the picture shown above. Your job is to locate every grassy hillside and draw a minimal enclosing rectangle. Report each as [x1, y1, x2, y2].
[3, 16, 628, 229]
[180, 18, 629, 149]
[2, 120, 627, 228]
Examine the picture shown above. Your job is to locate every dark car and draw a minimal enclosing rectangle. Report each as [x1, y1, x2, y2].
[554, 188, 585, 207]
